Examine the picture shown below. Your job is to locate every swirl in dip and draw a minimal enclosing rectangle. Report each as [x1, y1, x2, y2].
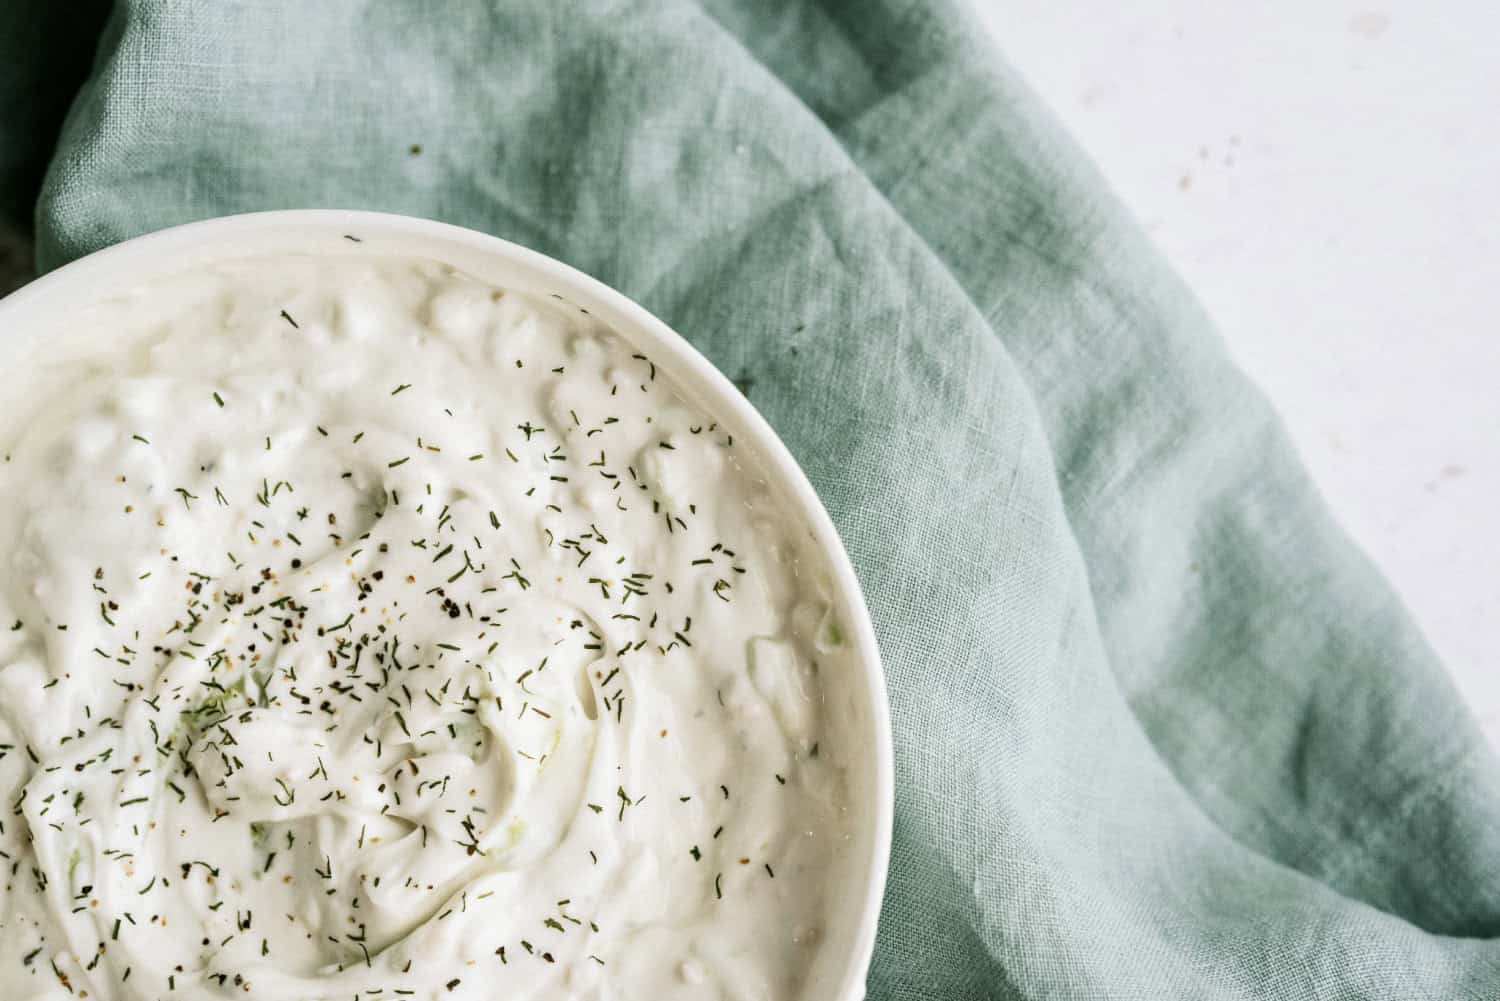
[0, 254, 856, 1000]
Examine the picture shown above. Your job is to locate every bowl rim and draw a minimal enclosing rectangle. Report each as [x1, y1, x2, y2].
[0, 209, 894, 999]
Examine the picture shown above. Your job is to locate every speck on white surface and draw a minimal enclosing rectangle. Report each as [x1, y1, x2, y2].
[971, 1, 1500, 744]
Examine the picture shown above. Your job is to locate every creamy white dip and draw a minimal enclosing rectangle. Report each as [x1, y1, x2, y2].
[0, 254, 855, 1000]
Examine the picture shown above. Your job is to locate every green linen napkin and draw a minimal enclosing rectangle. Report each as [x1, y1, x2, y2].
[6, 1, 1499, 997]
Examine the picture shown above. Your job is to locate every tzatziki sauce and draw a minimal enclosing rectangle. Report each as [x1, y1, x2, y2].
[0, 253, 857, 1000]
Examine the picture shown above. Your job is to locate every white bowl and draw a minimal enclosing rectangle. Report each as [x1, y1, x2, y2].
[0, 209, 894, 1000]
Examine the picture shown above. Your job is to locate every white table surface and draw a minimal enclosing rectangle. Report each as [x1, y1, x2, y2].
[3, 5, 1496, 742]
[972, 1, 1500, 744]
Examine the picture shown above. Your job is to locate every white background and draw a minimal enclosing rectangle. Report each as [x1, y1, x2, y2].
[970, 1, 1500, 743]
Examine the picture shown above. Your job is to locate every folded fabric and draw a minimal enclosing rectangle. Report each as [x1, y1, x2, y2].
[5, 1, 1499, 996]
